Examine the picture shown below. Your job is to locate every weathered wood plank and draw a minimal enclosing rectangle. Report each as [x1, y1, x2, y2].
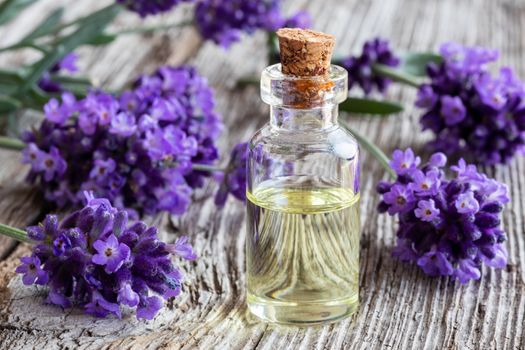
[0, 0, 524, 349]
[0, 150, 42, 259]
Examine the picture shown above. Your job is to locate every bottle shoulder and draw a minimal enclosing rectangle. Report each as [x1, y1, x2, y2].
[249, 123, 359, 160]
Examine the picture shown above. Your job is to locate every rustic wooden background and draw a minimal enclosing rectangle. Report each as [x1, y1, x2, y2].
[0, 0, 524, 349]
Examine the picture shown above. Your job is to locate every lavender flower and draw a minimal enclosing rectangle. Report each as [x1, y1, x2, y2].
[15, 256, 49, 285]
[416, 43, 525, 165]
[117, 0, 193, 17]
[22, 65, 223, 216]
[92, 235, 131, 273]
[38, 53, 79, 93]
[215, 142, 248, 206]
[16, 192, 196, 320]
[377, 148, 509, 283]
[341, 38, 400, 95]
[195, 0, 311, 48]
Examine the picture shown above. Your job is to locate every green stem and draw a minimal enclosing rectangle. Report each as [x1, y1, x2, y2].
[112, 20, 193, 35]
[0, 223, 31, 243]
[340, 120, 396, 179]
[0, 42, 49, 54]
[267, 31, 279, 65]
[0, 136, 25, 151]
[372, 63, 420, 88]
[192, 163, 225, 173]
[53, 3, 121, 34]
[235, 76, 259, 89]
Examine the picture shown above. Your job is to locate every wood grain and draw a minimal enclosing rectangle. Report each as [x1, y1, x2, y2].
[0, 0, 524, 349]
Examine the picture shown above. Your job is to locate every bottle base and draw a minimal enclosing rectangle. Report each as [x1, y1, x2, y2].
[247, 293, 358, 326]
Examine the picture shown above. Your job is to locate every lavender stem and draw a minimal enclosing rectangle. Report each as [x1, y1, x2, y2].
[0, 136, 25, 151]
[0, 223, 31, 243]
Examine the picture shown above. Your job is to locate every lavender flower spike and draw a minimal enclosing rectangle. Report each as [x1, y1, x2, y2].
[378, 148, 509, 283]
[16, 192, 196, 320]
[195, 0, 311, 48]
[416, 42, 525, 165]
[117, 0, 194, 17]
[341, 37, 400, 95]
[23, 65, 223, 217]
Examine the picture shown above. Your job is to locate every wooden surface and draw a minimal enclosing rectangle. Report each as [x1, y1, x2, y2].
[0, 0, 525, 349]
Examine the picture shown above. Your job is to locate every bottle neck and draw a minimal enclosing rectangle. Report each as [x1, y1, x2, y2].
[270, 105, 338, 131]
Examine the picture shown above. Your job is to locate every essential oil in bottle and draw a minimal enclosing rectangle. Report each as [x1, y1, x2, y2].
[246, 29, 360, 325]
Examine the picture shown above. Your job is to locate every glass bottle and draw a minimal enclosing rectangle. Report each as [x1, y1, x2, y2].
[246, 61, 361, 325]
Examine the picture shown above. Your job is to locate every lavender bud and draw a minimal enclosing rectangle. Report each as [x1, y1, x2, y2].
[113, 210, 128, 237]
[27, 225, 45, 241]
[475, 213, 500, 229]
[482, 202, 503, 213]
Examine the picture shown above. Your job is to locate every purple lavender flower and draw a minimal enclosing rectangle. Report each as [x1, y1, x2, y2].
[85, 291, 122, 318]
[455, 191, 479, 214]
[389, 148, 421, 175]
[166, 236, 198, 260]
[16, 192, 195, 320]
[39, 147, 67, 182]
[195, 0, 310, 48]
[22, 143, 44, 170]
[117, 0, 193, 17]
[417, 43, 525, 165]
[15, 256, 49, 285]
[440, 96, 466, 126]
[417, 249, 454, 277]
[57, 53, 79, 73]
[414, 199, 439, 222]
[38, 54, 79, 93]
[412, 169, 440, 195]
[283, 11, 311, 29]
[22, 65, 223, 216]
[136, 296, 163, 320]
[215, 142, 248, 206]
[378, 148, 509, 284]
[92, 235, 131, 273]
[415, 85, 438, 109]
[110, 112, 137, 137]
[341, 37, 400, 95]
[383, 184, 415, 215]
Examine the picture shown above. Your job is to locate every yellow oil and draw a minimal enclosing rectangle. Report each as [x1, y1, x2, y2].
[246, 186, 360, 325]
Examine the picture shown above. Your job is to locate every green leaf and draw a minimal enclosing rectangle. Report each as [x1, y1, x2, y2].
[57, 4, 119, 49]
[0, 70, 22, 94]
[22, 7, 63, 41]
[0, 0, 36, 26]
[0, 94, 21, 113]
[52, 75, 91, 86]
[18, 4, 120, 94]
[340, 97, 404, 115]
[52, 75, 91, 97]
[372, 64, 420, 88]
[86, 32, 117, 46]
[400, 52, 443, 77]
[235, 76, 259, 89]
[0, 69, 23, 83]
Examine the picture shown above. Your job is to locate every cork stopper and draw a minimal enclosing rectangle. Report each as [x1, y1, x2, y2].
[276, 28, 335, 77]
